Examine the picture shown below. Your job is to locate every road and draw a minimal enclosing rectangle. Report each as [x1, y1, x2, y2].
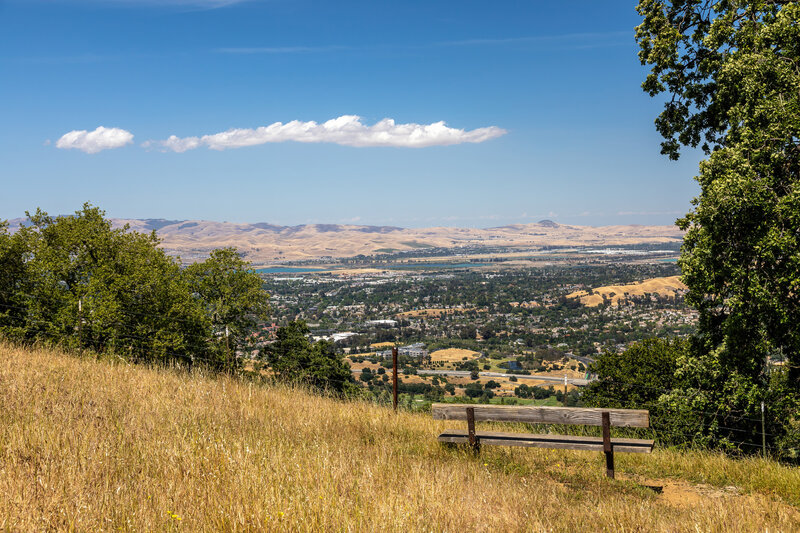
[350, 368, 592, 386]
[570, 354, 596, 367]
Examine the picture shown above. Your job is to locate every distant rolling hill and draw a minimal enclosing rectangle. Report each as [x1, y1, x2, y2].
[567, 276, 688, 307]
[6, 217, 683, 265]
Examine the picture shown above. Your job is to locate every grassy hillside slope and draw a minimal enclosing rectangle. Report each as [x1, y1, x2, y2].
[0, 343, 798, 531]
[567, 276, 687, 307]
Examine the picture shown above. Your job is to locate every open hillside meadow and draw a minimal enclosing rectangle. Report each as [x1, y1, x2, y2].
[567, 276, 688, 307]
[1, 343, 798, 532]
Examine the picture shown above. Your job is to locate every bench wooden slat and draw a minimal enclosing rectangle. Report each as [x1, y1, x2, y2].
[437, 430, 654, 454]
[432, 404, 649, 428]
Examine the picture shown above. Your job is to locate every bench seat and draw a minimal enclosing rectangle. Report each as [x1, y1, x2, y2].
[437, 429, 654, 454]
[431, 404, 654, 477]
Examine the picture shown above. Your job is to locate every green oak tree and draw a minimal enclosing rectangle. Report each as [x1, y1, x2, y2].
[266, 320, 356, 394]
[185, 247, 270, 368]
[0, 221, 30, 337]
[3, 204, 210, 365]
[637, 0, 800, 455]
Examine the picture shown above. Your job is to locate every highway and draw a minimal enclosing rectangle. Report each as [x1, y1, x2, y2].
[351, 368, 592, 386]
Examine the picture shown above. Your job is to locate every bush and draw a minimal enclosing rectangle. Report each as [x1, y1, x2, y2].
[515, 384, 552, 400]
[464, 382, 484, 398]
[266, 321, 356, 395]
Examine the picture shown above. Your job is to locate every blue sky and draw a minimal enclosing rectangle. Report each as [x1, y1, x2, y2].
[0, 0, 702, 227]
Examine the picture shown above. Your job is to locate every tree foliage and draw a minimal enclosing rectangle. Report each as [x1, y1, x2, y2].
[186, 247, 270, 366]
[0, 204, 269, 371]
[637, 0, 800, 457]
[583, 339, 693, 441]
[583, 338, 685, 409]
[266, 320, 356, 394]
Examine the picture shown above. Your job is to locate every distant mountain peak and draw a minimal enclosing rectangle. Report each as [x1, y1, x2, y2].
[139, 219, 185, 231]
[537, 219, 559, 228]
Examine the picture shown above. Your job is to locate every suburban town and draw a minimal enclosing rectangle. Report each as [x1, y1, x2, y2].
[249, 247, 696, 406]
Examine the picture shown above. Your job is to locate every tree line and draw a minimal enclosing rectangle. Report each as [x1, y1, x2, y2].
[0, 204, 268, 371]
[0, 204, 357, 394]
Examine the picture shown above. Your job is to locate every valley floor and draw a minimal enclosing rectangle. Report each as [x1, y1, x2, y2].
[0, 342, 798, 532]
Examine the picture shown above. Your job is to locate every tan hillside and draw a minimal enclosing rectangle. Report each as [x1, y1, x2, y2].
[567, 276, 688, 307]
[5, 218, 684, 264]
[369, 341, 397, 349]
[1, 342, 798, 530]
[429, 348, 481, 362]
[396, 307, 484, 318]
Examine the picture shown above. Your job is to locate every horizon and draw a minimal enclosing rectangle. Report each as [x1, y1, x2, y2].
[1, 0, 702, 227]
[4, 211, 684, 231]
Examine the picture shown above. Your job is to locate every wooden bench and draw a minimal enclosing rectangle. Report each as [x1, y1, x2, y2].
[432, 404, 654, 478]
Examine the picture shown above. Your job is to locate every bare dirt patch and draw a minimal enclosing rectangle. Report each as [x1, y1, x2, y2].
[621, 474, 800, 522]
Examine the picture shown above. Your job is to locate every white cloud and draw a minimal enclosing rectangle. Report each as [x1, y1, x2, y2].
[145, 115, 506, 151]
[142, 135, 202, 153]
[55, 126, 134, 154]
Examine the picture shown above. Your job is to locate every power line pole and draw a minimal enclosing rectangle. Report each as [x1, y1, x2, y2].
[77, 298, 83, 347]
[761, 401, 767, 458]
[392, 346, 398, 411]
[225, 325, 231, 363]
[563, 374, 568, 407]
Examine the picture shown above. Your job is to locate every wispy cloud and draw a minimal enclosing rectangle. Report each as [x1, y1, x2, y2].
[55, 126, 134, 154]
[47, 0, 251, 8]
[143, 115, 506, 152]
[216, 31, 631, 55]
[436, 31, 630, 47]
[617, 210, 683, 216]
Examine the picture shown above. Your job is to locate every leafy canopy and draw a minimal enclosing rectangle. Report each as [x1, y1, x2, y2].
[637, 0, 800, 457]
[0, 204, 269, 371]
[266, 320, 356, 395]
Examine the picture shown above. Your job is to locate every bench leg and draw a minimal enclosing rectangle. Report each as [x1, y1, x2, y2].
[467, 407, 480, 455]
[602, 411, 614, 478]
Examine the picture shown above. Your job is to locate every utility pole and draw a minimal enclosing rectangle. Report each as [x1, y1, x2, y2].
[392, 346, 398, 411]
[563, 374, 568, 407]
[77, 298, 83, 347]
[761, 401, 767, 458]
[225, 325, 231, 362]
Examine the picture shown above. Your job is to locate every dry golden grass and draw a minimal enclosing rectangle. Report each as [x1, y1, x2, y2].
[396, 308, 484, 319]
[1, 342, 798, 532]
[429, 348, 481, 363]
[567, 276, 688, 307]
[369, 342, 396, 349]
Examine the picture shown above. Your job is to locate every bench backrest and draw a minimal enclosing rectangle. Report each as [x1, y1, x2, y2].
[431, 404, 649, 428]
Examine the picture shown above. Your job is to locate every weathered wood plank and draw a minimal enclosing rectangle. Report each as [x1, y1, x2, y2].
[437, 430, 654, 454]
[602, 411, 614, 478]
[431, 404, 650, 428]
[466, 406, 479, 453]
